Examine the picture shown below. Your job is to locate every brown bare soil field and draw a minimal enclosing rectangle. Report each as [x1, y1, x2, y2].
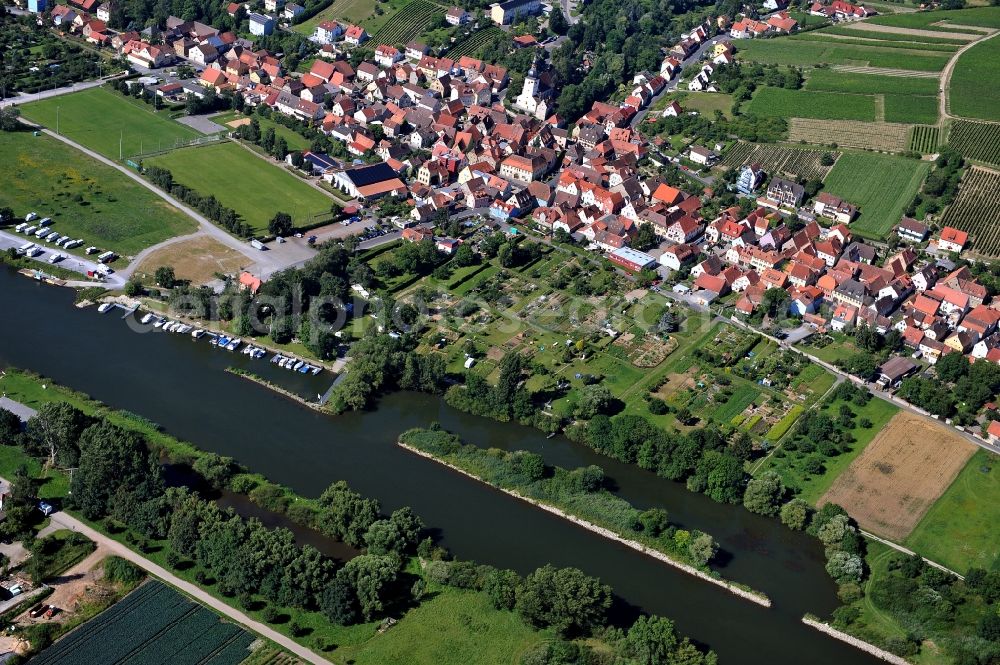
[135, 236, 250, 285]
[819, 412, 976, 541]
[227, 118, 252, 128]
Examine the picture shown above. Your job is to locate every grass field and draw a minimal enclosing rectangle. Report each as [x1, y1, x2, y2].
[949, 35, 1000, 121]
[0, 132, 196, 257]
[737, 38, 952, 71]
[883, 94, 939, 124]
[794, 32, 960, 52]
[821, 25, 971, 44]
[672, 91, 734, 118]
[145, 142, 333, 233]
[337, 589, 548, 665]
[819, 412, 976, 541]
[745, 87, 877, 120]
[804, 69, 940, 95]
[906, 450, 1000, 573]
[21, 87, 199, 161]
[822, 152, 931, 238]
[762, 395, 898, 505]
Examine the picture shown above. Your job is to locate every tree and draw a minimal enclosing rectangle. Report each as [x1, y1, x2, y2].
[0, 107, 21, 132]
[364, 519, 406, 557]
[320, 578, 357, 625]
[124, 279, 143, 297]
[687, 532, 718, 566]
[268, 212, 293, 237]
[762, 287, 790, 319]
[575, 384, 614, 419]
[71, 421, 162, 519]
[154, 266, 177, 289]
[272, 136, 288, 160]
[549, 6, 568, 35]
[0, 408, 23, 445]
[336, 554, 399, 621]
[484, 568, 520, 610]
[25, 402, 91, 468]
[624, 615, 678, 665]
[780, 498, 811, 530]
[515, 565, 612, 636]
[0, 207, 14, 226]
[826, 550, 863, 583]
[742, 471, 785, 516]
[632, 223, 658, 252]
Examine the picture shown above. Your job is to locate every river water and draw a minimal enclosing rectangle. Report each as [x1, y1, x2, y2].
[0, 267, 877, 665]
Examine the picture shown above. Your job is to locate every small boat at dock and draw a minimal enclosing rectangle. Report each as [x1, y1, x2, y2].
[226, 338, 241, 351]
[292, 360, 304, 371]
[311, 366, 322, 375]
[140, 313, 154, 325]
[271, 354, 283, 364]
[153, 318, 165, 328]
[176, 324, 191, 334]
[97, 303, 113, 313]
[192, 329, 206, 339]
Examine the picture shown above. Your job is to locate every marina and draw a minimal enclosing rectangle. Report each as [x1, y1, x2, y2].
[94, 302, 324, 377]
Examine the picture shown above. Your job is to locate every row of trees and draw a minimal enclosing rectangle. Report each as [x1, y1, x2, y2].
[144, 165, 253, 237]
[233, 118, 291, 163]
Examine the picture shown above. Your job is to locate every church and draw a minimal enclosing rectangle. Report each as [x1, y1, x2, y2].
[513, 56, 557, 121]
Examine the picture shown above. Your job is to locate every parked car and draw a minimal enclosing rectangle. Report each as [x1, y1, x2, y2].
[37, 501, 53, 516]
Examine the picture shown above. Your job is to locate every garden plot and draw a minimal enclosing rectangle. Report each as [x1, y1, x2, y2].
[611, 332, 678, 368]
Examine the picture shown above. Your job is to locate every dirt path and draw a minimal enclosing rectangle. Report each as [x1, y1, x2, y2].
[939, 30, 1000, 120]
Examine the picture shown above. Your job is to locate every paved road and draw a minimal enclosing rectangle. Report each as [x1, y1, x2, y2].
[1, 75, 127, 109]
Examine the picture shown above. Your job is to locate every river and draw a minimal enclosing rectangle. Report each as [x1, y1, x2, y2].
[0, 267, 877, 665]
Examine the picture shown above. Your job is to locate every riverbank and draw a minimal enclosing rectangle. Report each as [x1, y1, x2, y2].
[802, 616, 911, 665]
[398, 439, 772, 608]
[225, 367, 331, 413]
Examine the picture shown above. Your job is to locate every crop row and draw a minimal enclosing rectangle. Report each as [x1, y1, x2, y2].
[940, 167, 1000, 256]
[788, 117, 911, 152]
[372, 0, 444, 46]
[720, 141, 838, 180]
[449, 26, 507, 58]
[947, 119, 1000, 167]
[30, 581, 253, 665]
[909, 125, 940, 154]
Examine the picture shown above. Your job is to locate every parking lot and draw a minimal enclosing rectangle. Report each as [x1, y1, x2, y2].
[0, 229, 123, 287]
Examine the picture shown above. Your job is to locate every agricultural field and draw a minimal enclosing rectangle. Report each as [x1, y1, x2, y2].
[372, 0, 445, 46]
[0, 132, 197, 257]
[793, 32, 960, 53]
[720, 141, 838, 180]
[30, 580, 254, 665]
[949, 35, 1000, 121]
[737, 38, 951, 71]
[947, 119, 1000, 166]
[788, 117, 912, 152]
[905, 450, 1000, 573]
[939, 166, 1000, 256]
[822, 24, 972, 44]
[145, 141, 333, 233]
[20, 87, 199, 161]
[865, 6, 1000, 30]
[908, 124, 940, 153]
[818, 412, 976, 542]
[293, 0, 413, 35]
[745, 87, 877, 121]
[803, 69, 940, 95]
[883, 94, 938, 124]
[448, 26, 507, 58]
[821, 152, 930, 238]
